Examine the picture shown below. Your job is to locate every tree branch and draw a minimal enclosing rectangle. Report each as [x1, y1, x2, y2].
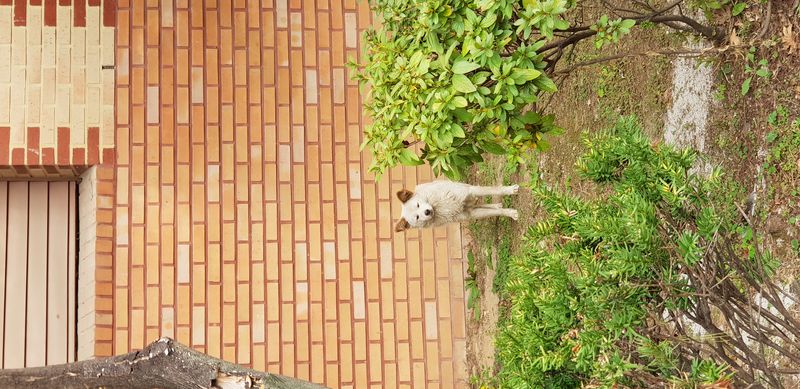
[539, 0, 724, 55]
[551, 46, 742, 75]
[752, 0, 772, 42]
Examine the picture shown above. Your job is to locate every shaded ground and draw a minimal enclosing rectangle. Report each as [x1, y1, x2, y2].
[463, 2, 800, 386]
[705, 2, 800, 269]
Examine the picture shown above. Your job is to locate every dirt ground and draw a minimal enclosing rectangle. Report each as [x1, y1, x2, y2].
[463, 2, 800, 386]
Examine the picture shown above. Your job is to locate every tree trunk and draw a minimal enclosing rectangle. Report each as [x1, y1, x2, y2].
[0, 337, 328, 389]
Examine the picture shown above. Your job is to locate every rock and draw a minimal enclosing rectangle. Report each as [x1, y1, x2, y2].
[766, 215, 789, 235]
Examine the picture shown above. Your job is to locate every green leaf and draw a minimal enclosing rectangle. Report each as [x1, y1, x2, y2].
[480, 12, 497, 28]
[732, 2, 746, 16]
[482, 142, 506, 155]
[452, 59, 482, 74]
[452, 96, 469, 108]
[766, 131, 778, 143]
[740, 76, 752, 95]
[511, 68, 542, 84]
[519, 111, 542, 124]
[536, 138, 550, 152]
[439, 131, 454, 148]
[452, 108, 474, 122]
[397, 148, 424, 166]
[427, 32, 444, 54]
[620, 19, 636, 30]
[452, 74, 477, 93]
[452, 124, 466, 138]
[768, 110, 778, 125]
[755, 67, 771, 78]
[534, 76, 558, 93]
[595, 39, 604, 49]
[416, 58, 431, 75]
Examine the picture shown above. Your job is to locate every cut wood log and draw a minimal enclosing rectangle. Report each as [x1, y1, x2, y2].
[0, 337, 328, 389]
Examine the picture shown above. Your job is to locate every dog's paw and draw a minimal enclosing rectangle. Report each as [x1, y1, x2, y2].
[507, 209, 519, 220]
[506, 184, 520, 195]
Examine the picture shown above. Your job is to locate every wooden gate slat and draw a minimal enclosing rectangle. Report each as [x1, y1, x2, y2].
[47, 182, 70, 365]
[0, 182, 8, 368]
[67, 182, 76, 363]
[4, 182, 29, 369]
[26, 182, 49, 367]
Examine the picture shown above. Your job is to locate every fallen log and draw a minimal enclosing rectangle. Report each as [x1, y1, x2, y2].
[0, 337, 327, 389]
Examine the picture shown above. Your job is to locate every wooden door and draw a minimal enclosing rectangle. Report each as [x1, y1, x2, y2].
[0, 181, 77, 368]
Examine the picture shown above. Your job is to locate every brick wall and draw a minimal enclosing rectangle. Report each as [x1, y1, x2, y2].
[114, 1, 468, 388]
[0, 1, 115, 176]
[1, 0, 470, 387]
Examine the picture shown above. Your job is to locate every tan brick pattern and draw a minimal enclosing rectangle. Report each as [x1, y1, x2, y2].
[114, 1, 468, 387]
[0, 1, 115, 170]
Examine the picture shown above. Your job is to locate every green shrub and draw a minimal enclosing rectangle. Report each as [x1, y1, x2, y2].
[496, 117, 795, 388]
[351, 1, 724, 179]
[351, 0, 570, 179]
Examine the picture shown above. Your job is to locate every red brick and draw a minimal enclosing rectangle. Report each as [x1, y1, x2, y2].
[12, 148, 24, 165]
[104, 0, 116, 26]
[45, 0, 57, 26]
[0, 127, 9, 165]
[13, 0, 26, 26]
[74, 0, 86, 26]
[88, 127, 100, 164]
[73, 149, 86, 166]
[26, 128, 40, 164]
[42, 148, 55, 165]
[103, 148, 116, 165]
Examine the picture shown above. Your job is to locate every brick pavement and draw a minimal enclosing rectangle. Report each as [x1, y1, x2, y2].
[0, 1, 470, 387]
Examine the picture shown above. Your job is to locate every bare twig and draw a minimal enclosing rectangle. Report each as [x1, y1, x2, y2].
[540, 12, 725, 56]
[752, 0, 773, 43]
[552, 45, 744, 75]
[647, 200, 800, 388]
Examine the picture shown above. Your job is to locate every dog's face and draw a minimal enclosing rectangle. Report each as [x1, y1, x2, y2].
[395, 189, 434, 232]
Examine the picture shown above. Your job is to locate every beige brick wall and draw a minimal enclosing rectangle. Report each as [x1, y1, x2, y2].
[0, 2, 115, 168]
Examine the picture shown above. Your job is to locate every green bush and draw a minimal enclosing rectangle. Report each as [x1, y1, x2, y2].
[495, 117, 795, 388]
[351, 1, 723, 179]
[351, 0, 574, 179]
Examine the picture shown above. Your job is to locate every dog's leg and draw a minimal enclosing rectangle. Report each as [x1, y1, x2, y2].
[477, 203, 503, 209]
[469, 208, 519, 221]
[468, 185, 519, 197]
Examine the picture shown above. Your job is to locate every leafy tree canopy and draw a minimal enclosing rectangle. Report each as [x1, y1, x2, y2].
[351, 0, 723, 179]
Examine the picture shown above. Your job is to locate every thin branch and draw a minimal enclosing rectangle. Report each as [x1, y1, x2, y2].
[552, 46, 743, 75]
[540, 12, 724, 55]
[752, 0, 772, 43]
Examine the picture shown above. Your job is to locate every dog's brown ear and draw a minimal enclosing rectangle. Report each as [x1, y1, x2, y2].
[396, 189, 413, 203]
[395, 218, 410, 232]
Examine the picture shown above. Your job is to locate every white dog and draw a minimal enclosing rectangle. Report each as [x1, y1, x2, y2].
[394, 180, 520, 232]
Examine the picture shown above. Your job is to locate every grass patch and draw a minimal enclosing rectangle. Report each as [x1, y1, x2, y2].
[764, 105, 800, 201]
